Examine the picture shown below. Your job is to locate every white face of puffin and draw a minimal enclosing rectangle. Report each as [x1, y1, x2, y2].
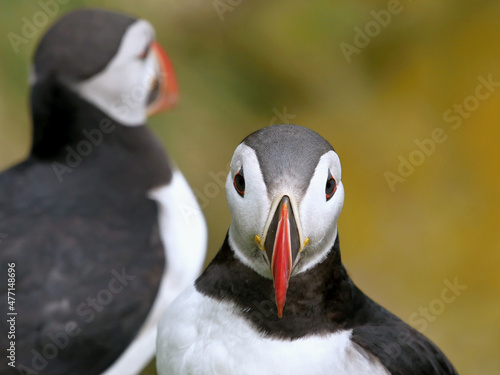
[72, 20, 178, 126]
[226, 141, 345, 317]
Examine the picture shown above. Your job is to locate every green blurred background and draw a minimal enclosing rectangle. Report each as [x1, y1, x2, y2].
[1, 0, 499, 374]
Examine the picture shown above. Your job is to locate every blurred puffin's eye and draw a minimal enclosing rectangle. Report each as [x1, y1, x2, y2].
[325, 172, 336, 201]
[233, 168, 245, 197]
[138, 44, 151, 60]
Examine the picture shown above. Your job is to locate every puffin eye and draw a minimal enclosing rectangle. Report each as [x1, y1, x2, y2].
[325, 172, 336, 201]
[138, 44, 151, 60]
[233, 168, 245, 197]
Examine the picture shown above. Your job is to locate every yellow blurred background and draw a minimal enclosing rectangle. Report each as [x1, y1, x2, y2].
[1, 1, 499, 374]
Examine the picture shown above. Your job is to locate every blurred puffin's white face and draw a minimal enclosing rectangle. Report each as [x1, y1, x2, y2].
[226, 143, 345, 281]
[72, 20, 176, 126]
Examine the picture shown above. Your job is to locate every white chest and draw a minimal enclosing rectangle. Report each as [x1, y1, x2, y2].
[157, 287, 388, 375]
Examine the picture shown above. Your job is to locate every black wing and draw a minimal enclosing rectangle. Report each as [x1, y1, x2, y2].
[351, 307, 458, 375]
[0, 159, 165, 375]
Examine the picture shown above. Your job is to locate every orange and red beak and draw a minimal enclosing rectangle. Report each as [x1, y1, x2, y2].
[263, 196, 301, 318]
[146, 41, 179, 116]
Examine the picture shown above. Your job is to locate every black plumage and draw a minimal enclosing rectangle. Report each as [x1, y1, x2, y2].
[0, 85, 171, 374]
[0, 16, 172, 372]
[196, 234, 457, 375]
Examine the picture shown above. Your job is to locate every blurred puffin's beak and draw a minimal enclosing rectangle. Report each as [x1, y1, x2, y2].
[146, 41, 178, 116]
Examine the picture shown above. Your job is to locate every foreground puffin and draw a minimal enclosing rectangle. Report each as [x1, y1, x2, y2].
[157, 124, 457, 375]
[0, 9, 206, 375]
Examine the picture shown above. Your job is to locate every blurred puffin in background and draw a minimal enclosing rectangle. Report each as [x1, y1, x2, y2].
[0, 8, 206, 375]
[157, 124, 456, 375]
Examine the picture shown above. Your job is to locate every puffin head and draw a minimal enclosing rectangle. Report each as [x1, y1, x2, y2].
[31, 8, 178, 126]
[226, 124, 345, 317]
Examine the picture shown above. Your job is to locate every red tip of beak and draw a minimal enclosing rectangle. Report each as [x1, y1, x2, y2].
[147, 42, 179, 115]
[271, 201, 292, 318]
